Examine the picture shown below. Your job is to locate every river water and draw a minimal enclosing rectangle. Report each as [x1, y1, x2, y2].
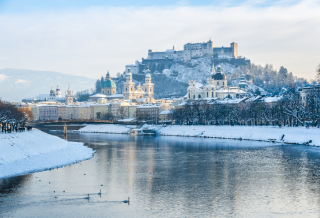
[2, 132, 320, 217]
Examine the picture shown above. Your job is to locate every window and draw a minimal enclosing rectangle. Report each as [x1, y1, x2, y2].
[217, 82, 219, 86]
[131, 88, 133, 91]
[189, 93, 190, 98]
[193, 95, 195, 99]
[198, 94, 201, 99]
[212, 92, 213, 97]
[108, 90, 109, 93]
[223, 82, 224, 85]
[207, 92, 208, 97]
[103, 91, 104, 94]
[126, 88, 127, 91]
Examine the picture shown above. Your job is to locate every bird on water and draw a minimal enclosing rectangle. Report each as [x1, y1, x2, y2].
[123, 197, 130, 203]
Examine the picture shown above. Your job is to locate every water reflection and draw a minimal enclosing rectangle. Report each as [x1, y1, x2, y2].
[1, 133, 320, 217]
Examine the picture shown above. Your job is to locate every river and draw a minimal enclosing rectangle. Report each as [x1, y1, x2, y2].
[1, 131, 320, 217]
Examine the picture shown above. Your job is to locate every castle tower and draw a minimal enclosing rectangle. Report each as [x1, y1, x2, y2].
[143, 69, 154, 99]
[56, 84, 61, 97]
[123, 68, 136, 100]
[101, 70, 116, 95]
[231, 42, 238, 58]
[65, 84, 73, 105]
[49, 87, 56, 102]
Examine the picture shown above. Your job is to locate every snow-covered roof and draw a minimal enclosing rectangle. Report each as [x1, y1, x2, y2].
[195, 83, 203, 88]
[264, 96, 283, 103]
[137, 104, 159, 108]
[215, 97, 248, 104]
[137, 98, 147, 102]
[215, 87, 247, 93]
[90, 93, 107, 98]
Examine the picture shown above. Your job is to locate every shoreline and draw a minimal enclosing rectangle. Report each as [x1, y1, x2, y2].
[74, 124, 320, 146]
[0, 129, 95, 179]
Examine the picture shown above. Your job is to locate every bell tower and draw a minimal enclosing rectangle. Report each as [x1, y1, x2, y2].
[123, 68, 135, 100]
[143, 68, 154, 99]
[65, 84, 74, 105]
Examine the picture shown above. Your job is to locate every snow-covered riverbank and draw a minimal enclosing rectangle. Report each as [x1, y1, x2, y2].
[76, 124, 320, 146]
[0, 129, 95, 179]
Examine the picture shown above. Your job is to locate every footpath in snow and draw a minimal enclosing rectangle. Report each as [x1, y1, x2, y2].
[0, 129, 95, 179]
[77, 124, 320, 146]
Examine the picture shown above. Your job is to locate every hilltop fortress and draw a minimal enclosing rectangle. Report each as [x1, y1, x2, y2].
[126, 40, 250, 75]
[147, 40, 238, 61]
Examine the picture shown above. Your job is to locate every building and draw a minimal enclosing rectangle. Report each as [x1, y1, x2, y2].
[123, 69, 154, 101]
[186, 65, 248, 100]
[136, 104, 160, 123]
[125, 60, 140, 74]
[65, 85, 74, 105]
[31, 106, 39, 121]
[120, 105, 138, 119]
[147, 40, 238, 62]
[90, 103, 111, 120]
[22, 84, 67, 103]
[38, 105, 58, 121]
[101, 71, 117, 95]
[159, 110, 173, 123]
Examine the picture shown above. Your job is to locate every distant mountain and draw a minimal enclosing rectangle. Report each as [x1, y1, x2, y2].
[0, 68, 96, 102]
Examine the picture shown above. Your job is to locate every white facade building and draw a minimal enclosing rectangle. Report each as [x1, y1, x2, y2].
[187, 65, 248, 100]
[123, 69, 154, 101]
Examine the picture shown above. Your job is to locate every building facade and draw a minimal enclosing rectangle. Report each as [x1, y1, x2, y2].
[101, 71, 117, 95]
[123, 69, 154, 101]
[147, 40, 238, 61]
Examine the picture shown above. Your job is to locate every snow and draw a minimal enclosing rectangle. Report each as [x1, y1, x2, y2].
[170, 57, 212, 84]
[155, 125, 320, 146]
[160, 110, 173, 115]
[0, 129, 95, 179]
[247, 84, 268, 95]
[75, 124, 132, 134]
[77, 124, 320, 146]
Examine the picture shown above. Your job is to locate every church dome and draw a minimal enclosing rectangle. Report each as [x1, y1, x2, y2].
[212, 73, 227, 80]
[145, 73, 151, 78]
[212, 65, 227, 80]
[50, 87, 55, 95]
[101, 79, 116, 88]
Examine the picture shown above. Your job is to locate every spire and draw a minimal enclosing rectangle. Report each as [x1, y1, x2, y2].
[211, 59, 215, 75]
[106, 69, 111, 80]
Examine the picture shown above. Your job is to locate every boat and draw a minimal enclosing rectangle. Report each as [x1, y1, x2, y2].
[130, 128, 156, 136]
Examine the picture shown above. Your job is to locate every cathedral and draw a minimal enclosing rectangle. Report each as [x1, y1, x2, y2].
[101, 71, 117, 95]
[187, 65, 248, 100]
[123, 68, 154, 101]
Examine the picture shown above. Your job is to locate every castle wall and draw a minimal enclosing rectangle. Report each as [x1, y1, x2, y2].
[213, 58, 250, 67]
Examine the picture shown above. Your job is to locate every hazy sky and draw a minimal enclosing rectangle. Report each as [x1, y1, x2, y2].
[0, 0, 319, 80]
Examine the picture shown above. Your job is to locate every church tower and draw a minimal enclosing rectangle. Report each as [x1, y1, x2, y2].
[143, 69, 154, 100]
[65, 84, 74, 105]
[56, 84, 61, 97]
[101, 70, 116, 95]
[123, 68, 136, 100]
[49, 87, 56, 102]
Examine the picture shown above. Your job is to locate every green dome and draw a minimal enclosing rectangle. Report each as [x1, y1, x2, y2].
[101, 79, 116, 88]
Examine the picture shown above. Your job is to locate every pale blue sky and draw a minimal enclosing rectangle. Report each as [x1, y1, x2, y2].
[0, 0, 304, 13]
[0, 0, 319, 80]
